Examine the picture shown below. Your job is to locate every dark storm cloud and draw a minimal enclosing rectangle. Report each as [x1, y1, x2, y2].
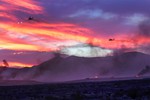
[137, 20, 150, 54]
[139, 20, 150, 37]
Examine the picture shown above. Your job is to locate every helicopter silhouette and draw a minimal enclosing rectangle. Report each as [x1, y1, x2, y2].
[28, 16, 34, 21]
[109, 38, 115, 41]
[27, 16, 40, 22]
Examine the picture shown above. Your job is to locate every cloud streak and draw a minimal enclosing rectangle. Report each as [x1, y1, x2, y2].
[69, 9, 117, 20]
[1, 0, 43, 14]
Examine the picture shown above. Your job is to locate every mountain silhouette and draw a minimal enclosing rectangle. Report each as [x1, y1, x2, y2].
[0, 52, 150, 82]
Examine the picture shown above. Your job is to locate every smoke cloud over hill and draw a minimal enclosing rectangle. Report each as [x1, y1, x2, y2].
[0, 52, 150, 82]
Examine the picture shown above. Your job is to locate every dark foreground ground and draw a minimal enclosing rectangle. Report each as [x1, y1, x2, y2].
[0, 78, 150, 100]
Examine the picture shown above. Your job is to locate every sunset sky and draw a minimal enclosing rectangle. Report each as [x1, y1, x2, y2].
[0, 0, 150, 67]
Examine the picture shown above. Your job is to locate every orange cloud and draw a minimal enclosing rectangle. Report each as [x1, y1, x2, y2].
[0, 22, 93, 51]
[0, 21, 150, 52]
[0, 5, 7, 10]
[1, 0, 43, 14]
[0, 12, 17, 21]
[0, 0, 150, 53]
[0, 0, 97, 52]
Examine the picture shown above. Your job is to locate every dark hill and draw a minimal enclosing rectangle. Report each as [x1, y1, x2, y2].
[0, 52, 150, 82]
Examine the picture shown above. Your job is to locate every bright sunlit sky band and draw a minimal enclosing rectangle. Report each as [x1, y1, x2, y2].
[0, 0, 150, 67]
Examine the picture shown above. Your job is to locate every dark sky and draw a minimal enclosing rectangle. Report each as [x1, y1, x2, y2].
[0, 0, 150, 67]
